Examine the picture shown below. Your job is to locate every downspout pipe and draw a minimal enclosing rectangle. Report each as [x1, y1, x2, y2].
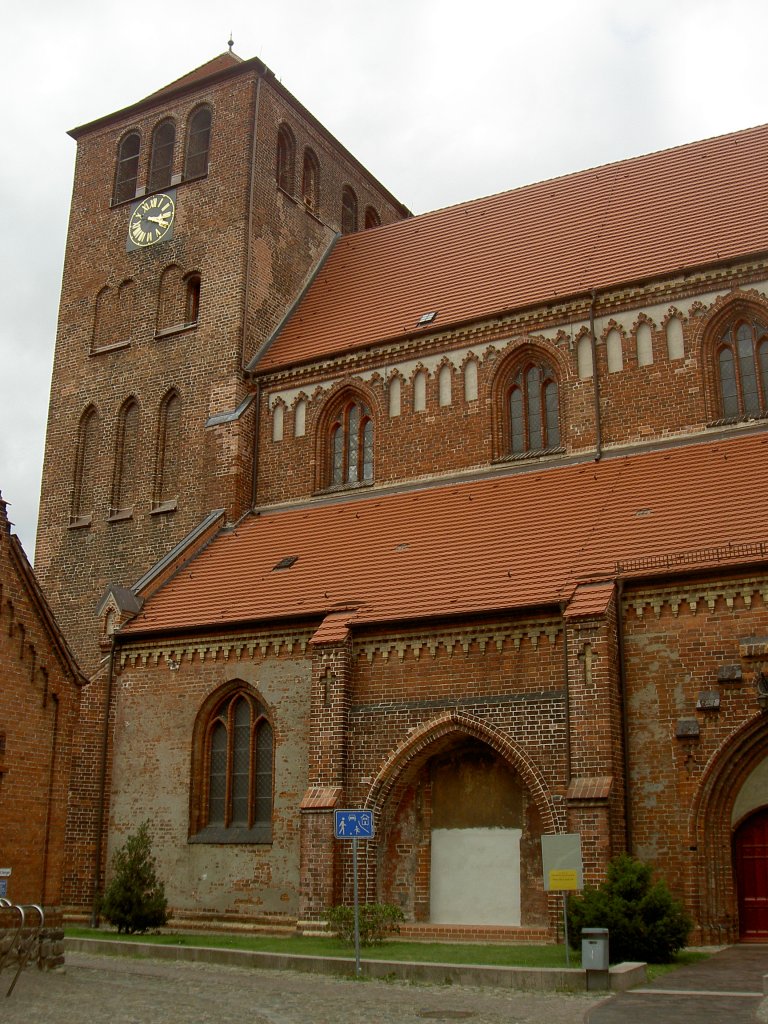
[90, 639, 116, 928]
[590, 289, 603, 461]
[561, 603, 571, 783]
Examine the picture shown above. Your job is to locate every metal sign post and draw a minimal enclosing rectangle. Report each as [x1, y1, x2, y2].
[540, 834, 584, 967]
[334, 810, 375, 979]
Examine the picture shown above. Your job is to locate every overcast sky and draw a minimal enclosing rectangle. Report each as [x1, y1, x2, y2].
[2, 0, 767, 558]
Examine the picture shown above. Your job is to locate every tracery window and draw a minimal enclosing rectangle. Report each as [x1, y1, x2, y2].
[507, 361, 560, 454]
[276, 124, 296, 193]
[148, 120, 176, 192]
[113, 131, 140, 204]
[329, 399, 373, 486]
[716, 319, 768, 419]
[341, 186, 358, 234]
[184, 106, 211, 179]
[191, 688, 273, 843]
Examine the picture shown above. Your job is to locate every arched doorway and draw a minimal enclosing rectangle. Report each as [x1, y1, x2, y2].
[734, 807, 768, 941]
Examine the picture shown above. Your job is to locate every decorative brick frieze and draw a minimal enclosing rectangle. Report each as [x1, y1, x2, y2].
[355, 620, 561, 663]
[117, 628, 312, 670]
[626, 577, 768, 619]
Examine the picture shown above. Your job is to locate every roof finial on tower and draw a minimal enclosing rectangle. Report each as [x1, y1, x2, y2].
[228, 32, 234, 53]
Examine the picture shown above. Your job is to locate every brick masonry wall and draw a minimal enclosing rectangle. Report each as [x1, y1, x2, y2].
[0, 513, 81, 911]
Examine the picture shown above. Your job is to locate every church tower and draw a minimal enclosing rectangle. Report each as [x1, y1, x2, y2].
[35, 52, 408, 672]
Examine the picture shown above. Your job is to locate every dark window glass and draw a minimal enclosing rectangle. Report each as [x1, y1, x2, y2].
[204, 692, 272, 832]
[717, 320, 768, 418]
[185, 274, 201, 324]
[329, 399, 373, 486]
[507, 362, 559, 454]
[148, 120, 175, 192]
[114, 132, 140, 204]
[184, 107, 211, 179]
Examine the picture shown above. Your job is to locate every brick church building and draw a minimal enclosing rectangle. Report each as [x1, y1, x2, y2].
[34, 50, 768, 941]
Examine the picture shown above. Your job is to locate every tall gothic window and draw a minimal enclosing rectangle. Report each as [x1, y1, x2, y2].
[276, 124, 295, 193]
[148, 120, 176, 192]
[329, 398, 373, 487]
[71, 406, 99, 525]
[184, 106, 212, 179]
[110, 399, 140, 519]
[191, 687, 273, 843]
[113, 131, 140, 204]
[153, 391, 181, 511]
[716, 319, 768, 419]
[507, 361, 560, 454]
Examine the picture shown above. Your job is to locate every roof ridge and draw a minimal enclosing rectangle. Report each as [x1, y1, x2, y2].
[142, 51, 244, 102]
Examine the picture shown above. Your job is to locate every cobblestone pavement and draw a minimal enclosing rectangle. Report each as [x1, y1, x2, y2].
[3, 951, 602, 1024]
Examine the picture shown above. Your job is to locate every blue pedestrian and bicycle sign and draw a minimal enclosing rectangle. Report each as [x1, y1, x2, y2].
[334, 809, 374, 839]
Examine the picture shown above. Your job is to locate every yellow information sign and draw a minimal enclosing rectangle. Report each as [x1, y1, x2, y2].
[548, 869, 579, 891]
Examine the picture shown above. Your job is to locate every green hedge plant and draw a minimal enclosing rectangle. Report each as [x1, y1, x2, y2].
[567, 853, 691, 964]
[328, 903, 404, 945]
[100, 821, 169, 934]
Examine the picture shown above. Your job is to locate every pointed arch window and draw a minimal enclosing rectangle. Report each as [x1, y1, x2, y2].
[184, 106, 211, 179]
[716, 319, 768, 419]
[341, 186, 358, 234]
[301, 148, 320, 211]
[148, 120, 176, 192]
[191, 688, 273, 843]
[70, 406, 99, 526]
[328, 398, 373, 487]
[507, 361, 560, 455]
[110, 399, 140, 520]
[276, 124, 296, 193]
[114, 131, 140, 204]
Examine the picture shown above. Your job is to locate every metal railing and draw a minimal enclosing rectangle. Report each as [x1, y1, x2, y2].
[0, 900, 45, 996]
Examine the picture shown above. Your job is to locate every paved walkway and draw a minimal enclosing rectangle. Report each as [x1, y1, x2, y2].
[587, 945, 768, 1024]
[2, 945, 765, 1023]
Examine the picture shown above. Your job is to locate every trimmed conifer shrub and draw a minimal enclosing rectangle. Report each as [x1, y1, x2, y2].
[567, 853, 691, 963]
[100, 821, 169, 934]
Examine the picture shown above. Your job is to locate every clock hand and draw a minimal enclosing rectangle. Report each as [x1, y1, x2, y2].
[146, 215, 169, 225]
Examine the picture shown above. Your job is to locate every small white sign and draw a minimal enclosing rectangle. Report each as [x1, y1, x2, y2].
[0, 868, 12, 877]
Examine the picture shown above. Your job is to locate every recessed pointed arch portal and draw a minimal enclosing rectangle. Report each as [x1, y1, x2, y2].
[366, 711, 556, 927]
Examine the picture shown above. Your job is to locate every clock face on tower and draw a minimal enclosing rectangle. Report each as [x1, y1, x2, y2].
[127, 190, 176, 250]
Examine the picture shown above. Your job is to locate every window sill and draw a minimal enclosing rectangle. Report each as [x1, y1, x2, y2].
[189, 825, 272, 845]
[318, 478, 375, 495]
[155, 321, 198, 340]
[150, 499, 178, 515]
[107, 507, 134, 523]
[91, 338, 131, 355]
[68, 515, 92, 529]
[493, 446, 565, 464]
[706, 412, 768, 429]
[110, 171, 208, 208]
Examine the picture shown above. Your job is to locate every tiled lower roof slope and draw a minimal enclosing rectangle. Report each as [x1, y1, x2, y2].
[122, 432, 768, 638]
[257, 123, 768, 371]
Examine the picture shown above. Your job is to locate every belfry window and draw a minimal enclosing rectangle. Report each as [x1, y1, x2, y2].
[184, 106, 211, 179]
[341, 186, 358, 234]
[716, 320, 768, 419]
[508, 362, 560, 454]
[192, 688, 273, 843]
[114, 132, 140, 204]
[329, 399, 373, 486]
[148, 120, 175, 192]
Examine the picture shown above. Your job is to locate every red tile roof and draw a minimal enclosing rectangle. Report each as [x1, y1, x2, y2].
[123, 433, 768, 639]
[142, 52, 243, 101]
[256, 124, 768, 372]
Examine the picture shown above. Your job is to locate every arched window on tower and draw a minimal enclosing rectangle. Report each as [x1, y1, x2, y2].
[114, 131, 140, 204]
[153, 391, 181, 513]
[184, 106, 212, 179]
[715, 319, 768, 419]
[70, 406, 99, 526]
[341, 186, 358, 234]
[184, 273, 201, 325]
[110, 398, 140, 520]
[276, 124, 295, 193]
[327, 397, 373, 487]
[301, 148, 320, 212]
[148, 119, 176, 192]
[190, 686, 274, 843]
[506, 360, 561, 455]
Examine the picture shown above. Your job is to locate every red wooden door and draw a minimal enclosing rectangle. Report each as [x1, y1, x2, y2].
[735, 807, 768, 940]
